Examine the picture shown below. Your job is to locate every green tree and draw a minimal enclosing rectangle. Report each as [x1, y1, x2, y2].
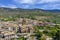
[54, 30, 60, 40]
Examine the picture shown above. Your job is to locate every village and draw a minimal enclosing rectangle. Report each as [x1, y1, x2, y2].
[0, 18, 56, 40]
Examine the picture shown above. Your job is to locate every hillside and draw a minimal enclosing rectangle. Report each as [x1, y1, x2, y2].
[0, 7, 60, 24]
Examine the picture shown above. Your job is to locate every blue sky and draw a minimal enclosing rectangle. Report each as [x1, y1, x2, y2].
[0, 0, 60, 10]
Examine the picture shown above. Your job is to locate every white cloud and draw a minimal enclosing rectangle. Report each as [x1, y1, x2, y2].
[14, 0, 60, 4]
[13, 0, 60, 9]
[0, 4, 17, 9]
[38, 0, 58, 3]
[22, 5, 30, 8]
[38, 4, 60, 9]
[6, 4, 18, 8]
[0, 0, 59, 9]
[14, 0, 36, 4]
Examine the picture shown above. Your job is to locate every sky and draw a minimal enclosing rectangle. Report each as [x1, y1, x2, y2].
[0, 0, 60, 10]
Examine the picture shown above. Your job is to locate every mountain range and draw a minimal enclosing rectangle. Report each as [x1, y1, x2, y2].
[0, 7, 60, 17]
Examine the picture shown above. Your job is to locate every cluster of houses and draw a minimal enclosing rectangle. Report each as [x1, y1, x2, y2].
[0, 18, 55, 40]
